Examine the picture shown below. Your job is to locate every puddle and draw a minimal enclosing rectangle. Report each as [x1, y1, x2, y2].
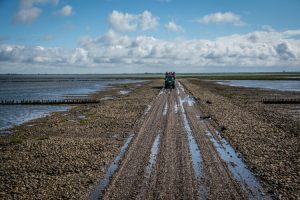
[100, 96, 114, 101]
[174, 102, 178, 113]
[178, 96, 206, 199]
[205, 129, 271, 199]
[144, 105, 151, 114]
[158, 89, 164, 95]
[78, 115, 85, 119]
[145, 134, 161, 178]
[163, 102, 168, 116]
[90, 134, 135, 200]
[119, 90, 131, 95]
[178, 81, 185, 92]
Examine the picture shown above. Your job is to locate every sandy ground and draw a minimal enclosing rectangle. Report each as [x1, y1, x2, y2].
[1, 78, 298, 199]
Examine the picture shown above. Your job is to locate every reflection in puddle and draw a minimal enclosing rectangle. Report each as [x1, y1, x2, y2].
[174, 102, 178, 113]
[178, 95, 206, 199]
[90, 134, 135, 200]
[163, 102, 168, 116]
[144, 105, 151, 114]
[100, 96, 114, 101]
[205, 129, 272, 199]
[158, 89, 164, 95]
[119, 90, 131, 95]
[145, 134, 161, 178]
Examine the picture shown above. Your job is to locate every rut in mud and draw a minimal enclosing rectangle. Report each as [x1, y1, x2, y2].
[90, 81, 271, 200]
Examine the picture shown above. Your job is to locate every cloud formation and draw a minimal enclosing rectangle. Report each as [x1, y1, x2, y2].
[108, 10, 158, 32]
[197, 12, 244, 26]
[165, 21, 184, 32]
[12, 0, 59, 24]
[1, 29, 299, 72]
[54, 5, 73, 16]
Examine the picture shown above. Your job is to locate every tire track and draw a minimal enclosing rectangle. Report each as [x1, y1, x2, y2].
[92, 80, 270, 200]
[179, 80, 271, 199]
[102, 89, 168, 200]
[137, 88, 199, 199]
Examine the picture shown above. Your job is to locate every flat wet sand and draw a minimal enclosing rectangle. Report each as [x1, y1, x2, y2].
[0, 79, 299, 199]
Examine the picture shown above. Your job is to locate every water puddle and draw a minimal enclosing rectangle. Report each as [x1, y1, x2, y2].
[205, 129, 271, 199]
[158, 89, 164, 95]
[145, 134, 161, 178]
[145, 105, 151, 114]
[178, 96, 206, 199]
[163, 102, 168, 116]
[119, 90, 131, 95]
[100, 96, 114, 101]
[178, 81, 185, 92]
[174, 102, 178, 113]
[78, 115, 85, 119]
[90, 134, 135, 200]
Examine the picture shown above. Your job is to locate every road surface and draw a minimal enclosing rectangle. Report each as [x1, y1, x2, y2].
[90, 81, 271, 200]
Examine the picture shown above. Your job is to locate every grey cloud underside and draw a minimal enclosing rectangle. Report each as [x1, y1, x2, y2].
[1, 30, 300, 68]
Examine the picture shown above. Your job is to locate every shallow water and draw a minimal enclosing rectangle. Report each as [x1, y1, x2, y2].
[0, 75, 143, 132]
[145, 134, 161, 177]
[217, 80, 300, 92]
[205, 128, 271, 199]
[119, 90, 131, 95]
[178, 94, 206, 199]
[163, 102, 168, 116]
[90, 134, 135, 200]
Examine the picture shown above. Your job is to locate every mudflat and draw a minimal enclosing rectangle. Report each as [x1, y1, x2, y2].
[0, 81, 160, 199]
[0, 79, 299, 199]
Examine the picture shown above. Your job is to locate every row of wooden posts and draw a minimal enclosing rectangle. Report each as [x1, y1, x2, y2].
[0, 99, 99, 105]
[262, 98, 300, 104]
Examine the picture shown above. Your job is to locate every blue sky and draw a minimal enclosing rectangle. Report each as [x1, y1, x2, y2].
[0, 0, 300, 73]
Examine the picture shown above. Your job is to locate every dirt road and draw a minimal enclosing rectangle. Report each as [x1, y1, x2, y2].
[90, 80, 271, 200]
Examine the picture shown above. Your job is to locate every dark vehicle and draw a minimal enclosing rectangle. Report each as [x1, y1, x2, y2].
[165, 72, 176, 89]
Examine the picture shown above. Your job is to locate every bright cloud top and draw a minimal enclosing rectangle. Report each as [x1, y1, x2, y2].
[198, 12, 244, 26]
[108, 10, 158, 32]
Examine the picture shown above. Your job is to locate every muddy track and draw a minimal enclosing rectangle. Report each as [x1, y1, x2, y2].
[90, 81, 271, 200]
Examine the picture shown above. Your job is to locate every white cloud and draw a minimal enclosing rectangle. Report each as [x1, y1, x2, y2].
[13, 0, 59, 24]
[140, 11, 158, 31]
[54, 5, 73, 16]
[197, 12, 245, 26]
[12, 7, 42, 24]
[165, 21, 184, 32]
[1, 29, 300, 73]
[108, 10, 158, 32]
[108, 10, 138, 32]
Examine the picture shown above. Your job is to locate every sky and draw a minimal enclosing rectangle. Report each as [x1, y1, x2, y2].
[0, 0, 300, 74]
